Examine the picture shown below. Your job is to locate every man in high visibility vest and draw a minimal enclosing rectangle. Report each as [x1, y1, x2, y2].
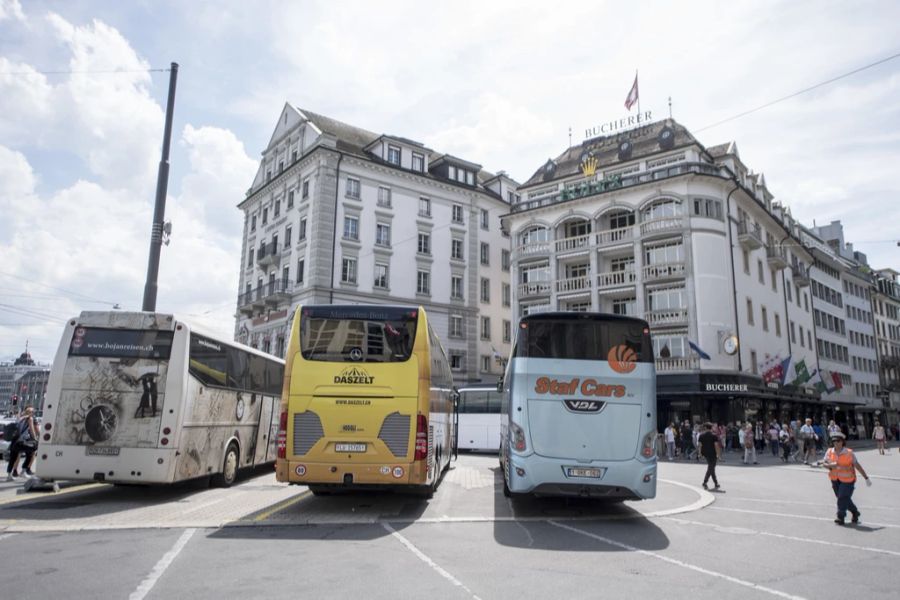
[822, 431, 871, 525]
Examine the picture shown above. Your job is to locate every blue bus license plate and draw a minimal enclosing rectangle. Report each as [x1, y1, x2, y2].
[566, 467, 602, 478]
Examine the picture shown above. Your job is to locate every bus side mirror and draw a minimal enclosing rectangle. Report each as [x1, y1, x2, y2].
[496, 377, 504, 393]
[451, 387, 460, 407]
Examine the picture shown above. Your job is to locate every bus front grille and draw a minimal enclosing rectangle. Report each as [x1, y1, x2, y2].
[293, 411, 324, 456]
[378, 412, 410, 458]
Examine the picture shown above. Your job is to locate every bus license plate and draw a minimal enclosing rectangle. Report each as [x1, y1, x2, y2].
[335, 443, 366, 453]
[86, 446, 120, 456]
[566, 467, 602, 478]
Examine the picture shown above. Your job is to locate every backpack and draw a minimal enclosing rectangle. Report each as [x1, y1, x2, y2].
[3, 420, 20, 443]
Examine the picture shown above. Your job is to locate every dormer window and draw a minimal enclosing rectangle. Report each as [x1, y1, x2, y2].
[412, 152, 424, 172]
[449, 165, 457, 180]
[387, 145, 401, 165]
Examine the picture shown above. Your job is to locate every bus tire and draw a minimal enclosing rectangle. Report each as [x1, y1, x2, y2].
[212, 443, 239, 488]
[502, 466, 512, 498]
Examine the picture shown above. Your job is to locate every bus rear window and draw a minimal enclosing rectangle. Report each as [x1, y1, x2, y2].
[68, 327, 173, 360]
[300, 306, 418, 363]
[514, 317, 652, 362]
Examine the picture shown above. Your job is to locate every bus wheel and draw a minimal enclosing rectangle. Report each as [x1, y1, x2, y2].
[212, 443, 239, 488]
[503, 473, 512, 498]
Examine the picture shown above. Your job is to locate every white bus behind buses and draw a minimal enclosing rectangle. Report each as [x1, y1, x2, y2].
[499, 312, 657, 500]
[37, 311, 284, 487]
[457, 385, 502, 452]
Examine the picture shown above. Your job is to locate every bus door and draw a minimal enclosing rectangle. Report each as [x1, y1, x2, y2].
[253, 394, 277, 465]
[452, 388, 459, 460]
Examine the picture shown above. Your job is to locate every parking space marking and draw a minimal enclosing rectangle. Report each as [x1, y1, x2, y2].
[665, 516, 900, 557]
[0, 483, 105, 507]
[383, 522, 482, 600]
[252, 489, 311, 522]
[128, 528, 197, 600]
[548, 520, 807, 600]
[708, 506, 900, 529]
[0, 532, 16, 541]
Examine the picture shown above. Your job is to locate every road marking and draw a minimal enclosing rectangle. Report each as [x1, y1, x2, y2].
[382, 522, 482, 600]
[252, 489, 311, 522]
[547, 520, 807, 600]
[652, 478, 715, 516]
[0, 483, 105, 507]
[708, 506, 900, 529]
[129, 528, 196, 600]
[665, 516, 900, 557]
[723, 497, 900, 512]
[0, 533, 16, 541]
[780, 466, 900, 482]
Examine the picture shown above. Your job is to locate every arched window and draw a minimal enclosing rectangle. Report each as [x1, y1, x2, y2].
[643, 199, 681, 220]
[520, 226, 549, 245]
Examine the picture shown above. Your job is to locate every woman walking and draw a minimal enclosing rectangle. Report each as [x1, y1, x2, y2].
[822, 432, 871, 525]
[873, 421, 886, 455]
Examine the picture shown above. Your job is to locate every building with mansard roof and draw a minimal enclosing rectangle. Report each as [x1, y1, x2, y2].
[871, 267, 900, 425]
[234, 105, 516, 384]
[504, 117, 822, 428]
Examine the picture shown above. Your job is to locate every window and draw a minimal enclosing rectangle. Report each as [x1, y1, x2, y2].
[251, 215, 257, 231]
[419, 197, 431, 217]
[645, 241, 684, 265]
[451, 238, 464, 260]
[285, 225, 292, 246]
[647, 286, 686, 311]
[299, 218, 307, 241]
[287, 190, 294, 209]
[417, 270, 430, 295]
[448, 165, 456, 180]
[262, 207, 268, 224]
[807, 330, 812, 349]
[346, 177, 360, 199]
[341, 257, 357, 284]
[502, 283, 511, 307]
[747, 298, 754, 325]
[450, 353, 463, 371]
[376, 223, 391, 246]
[613, 297, 637, 316]
[481, 278, 490, 303]
[751, 350, 758, 374]
[482, 355, 492, 373]
[608, 210, 635, 230]
[799, 325, 805, 347]
[480, 242, 490, 266]
[501, 249, 510, 271]
[790, 321, 796, 343]
[480, 209, 489, 230]
[247, 248, 254, 267]
[274, 200, 281, 218]
[292, 149, 297, 162]
[481, 316, 491, 340]
[762, 306, 768, 331]
[467, 171, 475, 186]
[282, 266, 290, 286]
[278, 160, 284, 174]
[804, 293, 809, 312]
[449, 315, 463, 338]
[503, 320, 511, 343]
[374, 263, 389, 289]
[757, 259, 764, 284]
[266, 170, 271, 182]
[377, 186, 392, 208]
[412, 152, 424, 172]
[452, 204, 463, 223]
[771, 270, 777, 292]
[343, 216, 359, 240]
[417, 232, 431, 254]
[297, 259, 304, 284]
[775, 313, 781, 337]
[387, 144, 401, 165]
[451, 276, 463, 299]
[302, 178, 309, 199]
[786, 283, 792, 302]
[692, 198, 723, 220]
[742, 250, 750, 274]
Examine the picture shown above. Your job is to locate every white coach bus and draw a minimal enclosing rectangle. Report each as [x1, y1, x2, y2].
[457, 386, 503, 452]
[37, 311, 284, 487]
[499, 312, 658, 500]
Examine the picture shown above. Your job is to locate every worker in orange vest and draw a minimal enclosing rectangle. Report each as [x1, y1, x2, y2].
[822, 431, 871, 525]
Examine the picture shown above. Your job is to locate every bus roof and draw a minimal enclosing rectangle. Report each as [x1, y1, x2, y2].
[519, 311, 650, 329]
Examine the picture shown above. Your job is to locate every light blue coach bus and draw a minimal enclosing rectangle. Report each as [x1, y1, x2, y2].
[498, 312, 657, 500]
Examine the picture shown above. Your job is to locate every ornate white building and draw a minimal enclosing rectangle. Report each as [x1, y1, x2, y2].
[234, 105, 515, 384]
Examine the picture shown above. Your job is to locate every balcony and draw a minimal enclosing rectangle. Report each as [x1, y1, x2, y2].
[766, 244, 789, 270]
[642, 261, 686, 283]
[517, 281, 552, 299]
[596, 226, 634, 250]
[515, 240, 551, 260]
[523, 304, 554, 315]
[646, 308, 689, 327]
[791, 264, 810, 287]
[556, 276, 591, 296]
[554, 233, 591, 255]
[256, 241, 281, 267]
[640, 216, 683, 239]
[655, 356, 700, 372]
[737, 220, 763, 250]
[263, 278, 292, 305]
[597, 269, 636, 290]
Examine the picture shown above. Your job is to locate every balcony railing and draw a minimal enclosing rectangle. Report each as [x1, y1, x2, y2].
[516, 240, 551, 258]
[655, 356, 700, 372]
[597, 269, 636, 289]
[646, 308, 689, 327]
[596, 226, 634, 248]
[766, 244, 789, 270]
[737, 220, 764, 250]
[640, 216, 683, 238]
[554, 233, 591, 254]
[517, 281, 552, 298]
[256, 241, 281, 266]
[791, 264, 810, 287]
[264, 278, 292, 304]
[556, 276, 591, 294]
[642, 261, 686, 282]
[523, 304, 554, 315]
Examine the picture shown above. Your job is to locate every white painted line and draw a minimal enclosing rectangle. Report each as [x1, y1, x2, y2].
[382, 522, 482, 600]
[0, 533, 16, 541]
[180, 497, 228, 515]
[722, 497, 900, 512]
[651, 478, 715, 516]
[780, 466, 900, 482]
[665, 516, 900, 558]
[548, 520, 807, 600]
[129, 528, 197, 600]
[708, 506, 900, 529]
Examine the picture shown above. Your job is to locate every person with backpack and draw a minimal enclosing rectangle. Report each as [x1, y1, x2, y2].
[6, 406, 38, 481]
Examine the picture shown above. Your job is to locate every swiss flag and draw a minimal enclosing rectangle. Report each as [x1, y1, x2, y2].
[624, 73, 639, 111]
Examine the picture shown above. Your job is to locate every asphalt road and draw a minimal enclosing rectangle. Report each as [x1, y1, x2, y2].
[1, 445, 898, 600]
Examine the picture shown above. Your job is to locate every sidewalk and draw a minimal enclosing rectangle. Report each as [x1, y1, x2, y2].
[660, 439, 886, 467]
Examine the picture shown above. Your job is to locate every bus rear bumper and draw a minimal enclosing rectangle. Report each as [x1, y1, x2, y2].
[276, 459, 428, 487]
[508, 454, 657, 500]
[35, 445, 177, 484]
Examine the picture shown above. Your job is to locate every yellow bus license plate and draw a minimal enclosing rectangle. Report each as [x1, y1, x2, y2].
[335, 443, 366, 453]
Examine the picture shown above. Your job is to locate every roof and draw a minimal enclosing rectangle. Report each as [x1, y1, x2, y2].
[298, 108, 380, 156]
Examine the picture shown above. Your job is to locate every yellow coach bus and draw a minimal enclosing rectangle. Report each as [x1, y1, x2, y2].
[275, 305, 457, 497]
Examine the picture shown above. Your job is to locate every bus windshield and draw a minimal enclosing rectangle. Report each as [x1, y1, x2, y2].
[67, 327, 174, 360]
[300, 305, 418, 363]
[514, 315, 652, 362]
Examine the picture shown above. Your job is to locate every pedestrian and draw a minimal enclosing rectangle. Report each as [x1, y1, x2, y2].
[872, 421, 886, 455]
[755, 421, 766, 453]
[5, 406, 38, 481]
[664, 423, 677, 460]
[680, 421, 693, 461]
[779, 424, 791, 462]
[768, 422, 780, 456]
[698, 422, 721, 491]
[691, 424, 701, 461]
[716, 422, 727, 462]
[800, 418, 818, 464]
[822, 431, 871, 526]
[743, 423, 757, 464]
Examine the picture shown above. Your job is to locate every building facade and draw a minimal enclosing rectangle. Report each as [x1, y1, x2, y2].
[234, 105, 514, 384]
[872, 268, 900, 425]
[504, 118, 820, 429]
[0, 350, 50, 415]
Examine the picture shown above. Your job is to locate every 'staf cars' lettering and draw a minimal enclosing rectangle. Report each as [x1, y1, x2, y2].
[534, 376, 626, 398]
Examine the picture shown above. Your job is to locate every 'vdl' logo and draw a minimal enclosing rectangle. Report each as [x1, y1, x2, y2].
[564, 399, 605, 413]
[334, 367, 374, 385]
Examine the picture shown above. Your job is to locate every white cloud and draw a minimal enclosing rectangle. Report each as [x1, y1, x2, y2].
[0, 0, 24, 22]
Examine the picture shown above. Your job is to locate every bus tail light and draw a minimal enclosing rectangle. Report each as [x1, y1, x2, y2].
[277, 409, 288, 459]
[510, 421, 526, 452]
[414, 415, 428, 461]
[641, 431, 657, 458]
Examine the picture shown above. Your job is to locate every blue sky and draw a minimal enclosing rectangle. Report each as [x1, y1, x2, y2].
[1, 0, 899, 362]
